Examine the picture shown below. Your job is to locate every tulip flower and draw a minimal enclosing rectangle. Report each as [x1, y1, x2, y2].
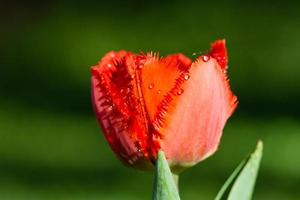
[91, 39, 237, 172]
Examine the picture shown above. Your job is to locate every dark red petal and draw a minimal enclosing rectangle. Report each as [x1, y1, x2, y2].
[91, 51, 151, 167]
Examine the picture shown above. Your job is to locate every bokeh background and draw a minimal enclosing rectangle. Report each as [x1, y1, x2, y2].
[1, 0, 300, 199]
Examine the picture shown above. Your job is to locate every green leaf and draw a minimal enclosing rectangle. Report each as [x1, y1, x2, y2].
[152, 151, 180, 200]
[214, 159, 248, 200]
[215, 141, 263, 200]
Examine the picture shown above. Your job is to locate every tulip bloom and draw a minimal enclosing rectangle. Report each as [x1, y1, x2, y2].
[91, 40, 237, 172]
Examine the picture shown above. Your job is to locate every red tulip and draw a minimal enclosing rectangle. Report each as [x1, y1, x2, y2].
[91, 40, 237, 172]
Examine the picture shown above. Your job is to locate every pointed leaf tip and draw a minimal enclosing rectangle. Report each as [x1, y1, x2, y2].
[215, 141, 263, 200]
[152, 151, 180, 200]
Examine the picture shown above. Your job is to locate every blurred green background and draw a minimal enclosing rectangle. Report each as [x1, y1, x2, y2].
[1, 1, 300, 199]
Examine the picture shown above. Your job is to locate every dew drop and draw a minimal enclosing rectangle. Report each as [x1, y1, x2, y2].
[131, 74, 135, 79]
[148, 83, 154, 89]
[107, 63, 112, 68]
[157, 90, 161, 94]
[177, 89, 184, 95]
[184, 74, 190, 80]
[107, 105, 114, 111]
[192, 52, 197, 56]
[137, 64, 143, 69]
[202, 55, 210, 62]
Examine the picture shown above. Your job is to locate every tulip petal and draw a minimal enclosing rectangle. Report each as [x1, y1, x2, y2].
[160, 44, 237, 169]
[91, 51, 152, 168]
[140, 54, 192, 133]
[210, 39, 228, 70]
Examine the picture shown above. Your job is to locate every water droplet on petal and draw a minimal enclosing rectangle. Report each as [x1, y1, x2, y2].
[177, 89, 184, 95]
[148, 83, 154, 89]
[137, 64, 143, 69]
[192, 52, 197, 56]
[107, 63, 112, 68]
[107, 105, 114, 111]
[184, 74, 190, 80]
[131, 74, 135, 79]
[202, 55, 210, 62]
[157, 90, 161, 94]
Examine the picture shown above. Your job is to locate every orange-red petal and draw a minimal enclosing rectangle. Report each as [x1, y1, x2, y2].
[140, 54, 192, 129]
